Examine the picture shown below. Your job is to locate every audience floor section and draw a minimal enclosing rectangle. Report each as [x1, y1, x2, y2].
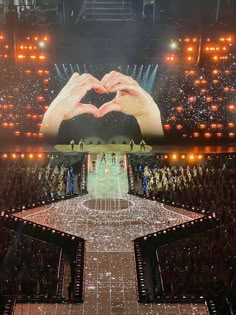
[14, 153, 209, 315]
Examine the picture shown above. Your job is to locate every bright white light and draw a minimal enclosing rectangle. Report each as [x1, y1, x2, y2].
[170, 42, 178, 49]
[38, 41, 46, 48]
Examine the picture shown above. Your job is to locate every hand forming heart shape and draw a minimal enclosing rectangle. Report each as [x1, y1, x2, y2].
[40, 71, 164, 138]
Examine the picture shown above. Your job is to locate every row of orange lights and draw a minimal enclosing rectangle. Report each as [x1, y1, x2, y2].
[17, 54, 46, 60]
[164, 154, 203, 161]
[26, 36, 49, 42]
[1, 153, 43, 159]
[205, 46, 228, 52]
[24, 69, 49, 75]
[164, 122, 235, 129]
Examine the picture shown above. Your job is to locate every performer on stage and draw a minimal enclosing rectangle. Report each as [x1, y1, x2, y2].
[79, 139, 84, 151]
[70, 139, 75, 151]
[101, 152, 106, 163]
[140, 139, 146, 151]
[129, 139, 134, 151]
[111, 152, 116, 164]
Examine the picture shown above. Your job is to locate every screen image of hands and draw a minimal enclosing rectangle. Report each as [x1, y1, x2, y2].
[40, 71, 164, 138]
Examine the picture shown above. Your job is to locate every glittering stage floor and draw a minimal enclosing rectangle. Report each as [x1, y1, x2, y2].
[14, 153, 209, 315]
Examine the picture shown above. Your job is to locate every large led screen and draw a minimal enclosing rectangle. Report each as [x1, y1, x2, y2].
[0, 63, 235, 145]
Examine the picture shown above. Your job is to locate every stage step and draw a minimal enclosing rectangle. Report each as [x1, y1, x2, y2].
[83, 0, 134, 21]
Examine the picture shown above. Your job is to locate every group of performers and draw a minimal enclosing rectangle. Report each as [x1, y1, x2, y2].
[69, 139, 147, 152]
[129, 139, 146, 151]
[70, 139, 84, 151]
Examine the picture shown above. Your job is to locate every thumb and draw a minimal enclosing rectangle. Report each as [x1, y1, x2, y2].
[97, 99, 122, 118]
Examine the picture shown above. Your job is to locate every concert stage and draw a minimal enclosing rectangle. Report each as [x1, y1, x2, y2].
[0, 144, 235, 155]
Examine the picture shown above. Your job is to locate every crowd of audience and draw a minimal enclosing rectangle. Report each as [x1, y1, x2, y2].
[0, 154, 85, 211]
[132, 154, 236, 221]
[0, 226, 61, 297]
[157, 222, 236, 309]
[155, 62, 236, 138]
[132, 154, 236, 312]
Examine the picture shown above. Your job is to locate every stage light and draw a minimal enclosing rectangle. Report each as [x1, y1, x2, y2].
[38, 41, 46, 48]
[228, 104, 235, 111]
[20, 154, 25, 159]
[164, 155, 168, 159]
[170, 41, 178, 49]
[193, 132, 199, 138]
[12, 154, 17, 159]
[189, 155, 194, 160]
[199, 124, 206, 129]
[228, 122, 234, 128]
[204, 132, 212, 138]
[229, 133, 235, 138]
[187, 47, 193, 52]
[39, 55, 46, 60]
[198, 155, 203, 160]
[17, 54, 25, 59]
[172, 154, 177, 160]
[37, 154, 42, 158]
[181, 155, 185, 159]
[211, 105, 218, 111]
[2, 154, 7, 159]
[176, 106, 183, 113]
[163, 124, 171, 131]
[176, 124, 183, 130]
[29, 154, 33, 159]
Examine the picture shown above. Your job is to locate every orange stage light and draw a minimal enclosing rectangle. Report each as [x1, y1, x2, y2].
[228, 104, 235, 111]
[176, 124, 183, 130]
[204, 132, 212, 138]
[163, 124, 171, 131]
[176, 106, 183, 113]
[17, 54, 25, 59]
[211, 105, 218, 111]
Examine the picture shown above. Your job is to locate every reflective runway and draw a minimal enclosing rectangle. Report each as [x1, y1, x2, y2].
[14, 154, 209, 315]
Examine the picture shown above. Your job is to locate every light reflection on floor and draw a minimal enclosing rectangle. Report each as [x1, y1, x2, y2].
[14, 154, 209, 315]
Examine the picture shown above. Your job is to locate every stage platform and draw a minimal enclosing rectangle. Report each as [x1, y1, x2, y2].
[0, 144, 235, 154]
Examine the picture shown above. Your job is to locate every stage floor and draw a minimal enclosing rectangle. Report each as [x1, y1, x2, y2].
[13, 153, 209, 315]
